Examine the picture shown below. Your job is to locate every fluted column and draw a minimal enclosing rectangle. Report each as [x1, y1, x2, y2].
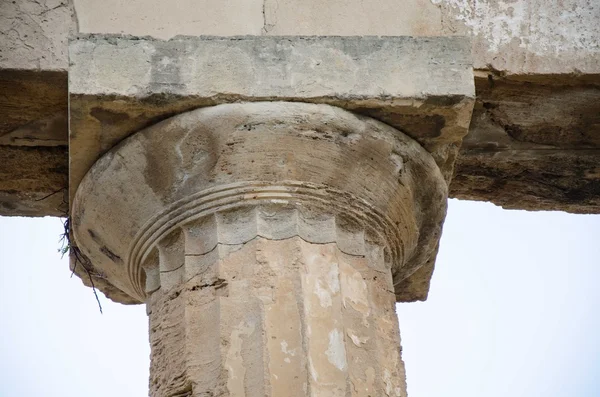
[147, 219, 406, 397]
[71, 102, 448, 397]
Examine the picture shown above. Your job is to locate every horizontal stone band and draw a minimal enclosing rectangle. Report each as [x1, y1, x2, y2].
[128, 181, 407, 299]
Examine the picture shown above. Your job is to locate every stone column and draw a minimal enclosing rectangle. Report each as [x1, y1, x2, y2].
[71, 102, 447, 396]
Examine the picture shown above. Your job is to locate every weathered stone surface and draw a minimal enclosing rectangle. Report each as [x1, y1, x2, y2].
[0, 69, 68, 216]
[73, 0, 448, 38]
[71, 0, 599, 74]
[436, 0, 600, 74]
[73, 0, 264, 38]
[71, 102, 443, 396]
[4, 1, 599, 218]
[0, 0, 71, 216]
[0, 0, 72, 71]
[71, 102, 448, 304]
[0, 145, 67, 216]
[451, 74, 600, 213]
[68, 34, 474, 204]
[148, 236, 407, 397]
[0, 70, 67, 143]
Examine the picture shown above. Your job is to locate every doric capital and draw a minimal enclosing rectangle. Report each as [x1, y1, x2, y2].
[72, 102, 447, 303]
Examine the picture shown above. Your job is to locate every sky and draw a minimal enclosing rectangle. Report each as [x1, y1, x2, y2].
[1, 199, 599, 397]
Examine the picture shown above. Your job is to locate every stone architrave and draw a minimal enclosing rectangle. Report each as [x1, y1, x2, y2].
[72, 102, 448, 396]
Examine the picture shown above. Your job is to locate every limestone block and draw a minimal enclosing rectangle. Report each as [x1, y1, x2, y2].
[0, 0, 72, 215]
[435, 0, 600, 74]
[0, 69, 68, 216]
[68, 35, 472, 302]
[72, 0, 264, 38]
[68, 34, 474, 199]
[73, 0, 445, 39]
[450, 74, 600, 213]
[0, 0, 71, 71]
[71, 102, 443, 394]
[71, 0, 600, 75]
[0, 144, 67, 216]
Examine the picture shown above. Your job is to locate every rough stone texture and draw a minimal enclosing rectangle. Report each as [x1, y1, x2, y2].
[71, 103, 443, 395]
[73, 0, 448, 38]
[451, 74, 600, 213]
[71, 0, 599, 74]
[0, 0, 72, 216]
[0, 69, 68, 146]
[68, 34, 474, 202]
[0, 3, 596, 394]
[0, 0, 71, 71]
[0, 69, 68, 216]
[148, 236, 407, 397]
[0, 145, 67, 216]
[71, 102, 448, 304]
[68, 35, 471, 303]
[435, 0, 600, 74]
[3, 1, 600, 218]
[260, 0, 448, 36]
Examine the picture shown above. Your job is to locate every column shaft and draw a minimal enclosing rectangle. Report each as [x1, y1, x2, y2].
[149, 235, 406, 397]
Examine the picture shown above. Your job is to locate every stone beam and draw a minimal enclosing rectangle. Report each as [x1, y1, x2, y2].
[68, 35, 475, 303]
[72, 0, 600, 76]
[452, 74, 600, 213]
[68, 35, 474, 185]
[3, 1, 600, 217]
[0, 0, 72, 216]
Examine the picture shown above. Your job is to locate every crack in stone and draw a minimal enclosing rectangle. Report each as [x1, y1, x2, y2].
[189, 278, 228, 291]
[184, 234, 368, 258]
[261, 0, 267, 34]
[39, 3, 66, 16]
[261, 0, 278, 34]
[159, 234, 367, 277]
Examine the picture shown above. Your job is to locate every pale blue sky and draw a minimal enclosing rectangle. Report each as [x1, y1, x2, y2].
[1, 199, 599, 396]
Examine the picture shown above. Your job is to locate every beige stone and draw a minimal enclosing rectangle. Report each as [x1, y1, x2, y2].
[71, 102, 445, 396]
[67, 35, 473, 301]
[0, 69, 68, 216]
[73, 0, 264, 38]
[148, 237, 407, 397]
[71, 102, 447, 303]
[436, 0, 600, 74]
[0, 0, 72, 71]
[3, 34, 472, 302]
[71, 0, 600, 75]
[0, 2, 597, 395]
[68, 35, 474, 204]
[0, 0, 71, 216]
[260, 0, 447, 36]
[3, 2, 599, 217]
